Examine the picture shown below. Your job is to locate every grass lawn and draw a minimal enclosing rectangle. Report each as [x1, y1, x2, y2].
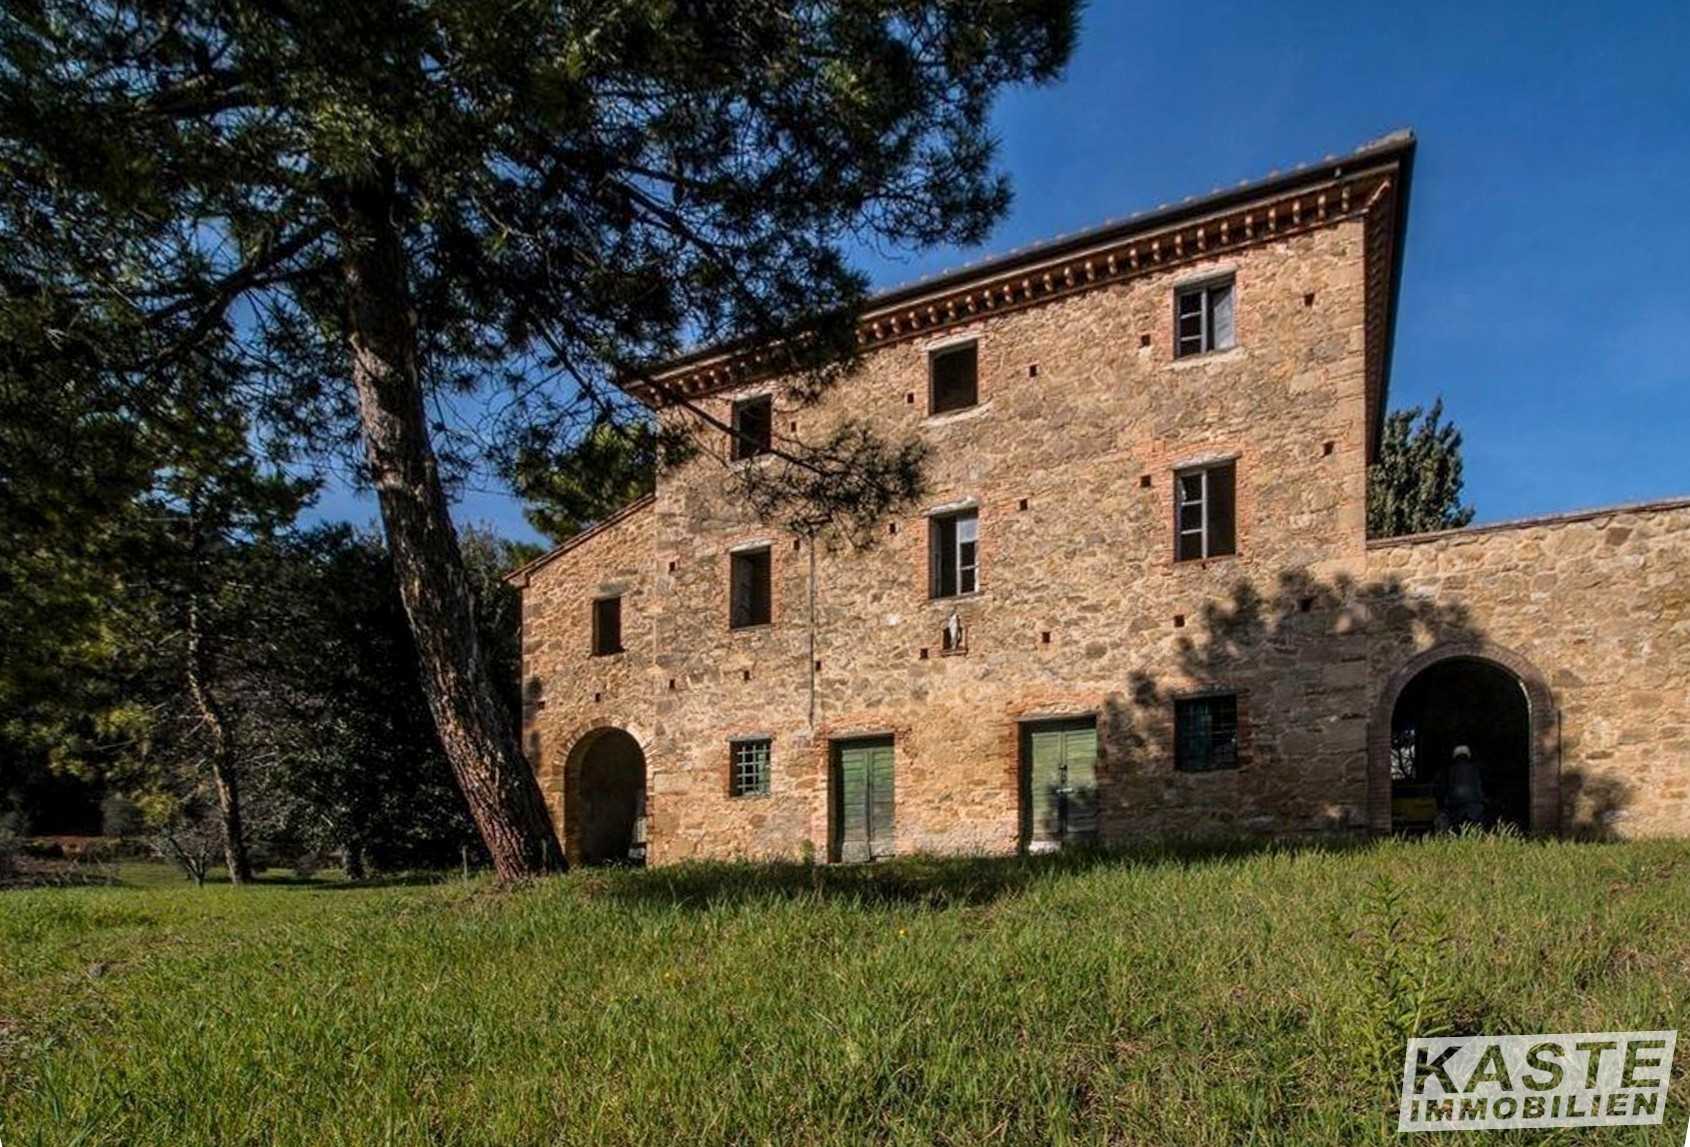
[3, 835, 1689, 1145]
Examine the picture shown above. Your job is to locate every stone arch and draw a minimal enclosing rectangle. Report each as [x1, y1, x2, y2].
[1368, 641, 1559, 834]
[561, 726, 648, 865]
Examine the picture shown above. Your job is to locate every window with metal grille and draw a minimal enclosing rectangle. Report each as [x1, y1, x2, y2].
[730, 394, 773, 460]
[1175, 278, 1236, 358]
[729, 547, 772, 628]
[730, 739, 771, 797]
[929, 509, 979, 598]
[1175, 694, 1240, 772]
[1175, 461, 1237, 561]
[591, 596, 622, 655]
[929, 342, 978, 414]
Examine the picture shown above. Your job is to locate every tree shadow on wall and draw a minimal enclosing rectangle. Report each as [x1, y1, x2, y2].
[1095, 566, 1518, 835]
[1560, 769, 1636, 841]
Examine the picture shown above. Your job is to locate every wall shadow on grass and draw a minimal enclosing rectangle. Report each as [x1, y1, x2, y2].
[581, 834, 1382, 911]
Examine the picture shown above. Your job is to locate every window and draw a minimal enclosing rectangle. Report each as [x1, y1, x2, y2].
[730, 739, 771, 797]
[1176, 695, 1240, 772]
[591, 596, 623, 656]
[929, 509, 979, 598]
[929, 342, 978, 414]
[1175, 278, 1235, 358]
[731, 394, 773, 460]
[1175, 461, 1236, 561]
[729, 547, 772, 628]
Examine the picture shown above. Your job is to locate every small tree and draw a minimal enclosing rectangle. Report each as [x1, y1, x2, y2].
[1367, 399, 1477, 538]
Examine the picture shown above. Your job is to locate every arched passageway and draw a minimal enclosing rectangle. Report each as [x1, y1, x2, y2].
[1389, 657, 1532, 832]
[566, 728, 647, 865]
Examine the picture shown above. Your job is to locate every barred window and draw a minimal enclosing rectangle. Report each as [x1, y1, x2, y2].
[730, 739, 771, 797]
[1175, 695, 1240, 772]
[1175, 278, 1236, 358]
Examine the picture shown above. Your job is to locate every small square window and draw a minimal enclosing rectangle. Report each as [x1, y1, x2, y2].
[729, 548, 772, 628]
[1175, 695, 1240, 772]
[1174, 461, 1237, 561]
[929, 509, 979, 598]
[929, 343, 978, 414]
[591, 596, 623, 656]
[730, 739, 771, 797]
[731, 395, 773, 460]
[1174, 279, 1236, 358]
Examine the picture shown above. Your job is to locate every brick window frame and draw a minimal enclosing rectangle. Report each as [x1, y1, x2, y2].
[728, 738, 772, 798]
[1174, 275, 1237, 358]
[1173, 691, 1248, 772]
[590, 595, 623, 656]
[730, 394, 773, 461]
[729, 546, 773, 629]
[1174, 460, 1238, 562]
[928, 340, 979, 415]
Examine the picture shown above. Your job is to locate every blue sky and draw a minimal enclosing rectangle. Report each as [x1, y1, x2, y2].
[313, 0, 1690, 544]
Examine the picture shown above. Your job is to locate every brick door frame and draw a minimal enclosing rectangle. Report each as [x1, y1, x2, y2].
[1367, 640, 1560, 835]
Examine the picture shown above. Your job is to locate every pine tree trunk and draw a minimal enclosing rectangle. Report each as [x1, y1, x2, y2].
[332, 179, 564, 881]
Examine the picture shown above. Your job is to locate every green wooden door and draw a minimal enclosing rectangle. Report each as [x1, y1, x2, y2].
[1023, 720, 1098, 849]
[834, 739, 895, 862]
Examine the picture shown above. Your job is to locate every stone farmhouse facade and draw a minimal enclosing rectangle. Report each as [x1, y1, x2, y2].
[507, 131, 1690, 865]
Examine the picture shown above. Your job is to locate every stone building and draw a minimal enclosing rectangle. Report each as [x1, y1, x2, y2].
[507, 131, 1690, 864]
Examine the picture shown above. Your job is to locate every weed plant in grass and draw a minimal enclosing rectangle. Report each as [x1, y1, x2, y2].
[2, 834, 1688, 1145]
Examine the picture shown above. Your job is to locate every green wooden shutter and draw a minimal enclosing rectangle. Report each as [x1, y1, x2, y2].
[1026, 728, 1065, 846]
[867, 743, 895, 859]
[836, 744, 869, 863]
[1062, 724, 1099, 841]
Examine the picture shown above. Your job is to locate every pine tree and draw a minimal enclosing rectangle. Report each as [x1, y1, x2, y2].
[1, 1, 1077, 877]
[1367, 399, 1477, 538]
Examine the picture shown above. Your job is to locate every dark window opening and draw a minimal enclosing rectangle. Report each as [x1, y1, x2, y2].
[729, 548, 772, 628]
[929, 343, 979, 414]
[1175, 695, 1239, 772]
[1175, 278, 1236, 358]
[929, 510, 979, 598]
[591, 596, 623, 656]
[730, 739, 771, 797]
[1175, 461, 1237, 561]
[731, 395, 773, 460]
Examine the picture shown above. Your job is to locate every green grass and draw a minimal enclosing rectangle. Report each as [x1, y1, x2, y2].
[3, 835, 1690, 1145]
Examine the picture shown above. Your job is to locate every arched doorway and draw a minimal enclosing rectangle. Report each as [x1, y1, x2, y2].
[565, 728, 647, 865]
[1369, 642, 1558, 834]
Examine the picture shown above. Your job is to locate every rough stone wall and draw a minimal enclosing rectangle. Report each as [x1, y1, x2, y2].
[516, 499, 657, 857]
[516, 207, 1690, 863]
[1363, 502, 1690, 838]
[622, 219, 1378, 862]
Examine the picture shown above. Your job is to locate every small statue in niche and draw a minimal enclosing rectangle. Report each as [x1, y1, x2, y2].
[942, 609, 965, 653]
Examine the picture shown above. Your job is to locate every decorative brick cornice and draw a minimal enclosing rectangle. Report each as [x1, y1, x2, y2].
[627, 135, 1415, 454]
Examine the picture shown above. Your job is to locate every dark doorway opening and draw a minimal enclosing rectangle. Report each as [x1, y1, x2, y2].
[569, 728, 647, 865]
[1390, 657, 1530, 832]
